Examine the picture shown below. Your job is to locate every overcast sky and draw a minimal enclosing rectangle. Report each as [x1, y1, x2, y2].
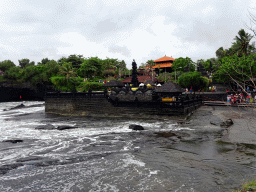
[1, 0, 256, 69]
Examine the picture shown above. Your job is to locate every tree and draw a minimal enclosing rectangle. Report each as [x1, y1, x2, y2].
[59, 62, 76, 79]
[77, 57, 104, 78]
[22, 65, 45, 87]
[178, 71, 209, 91]
[18, 58, 35, 69]
[216, 29, 255, 59]
[172, 57, 196, 72]
[116, 60, 126, 77]
[232, 29, 254, 56]
[38, 58, 50, 65]
[3, 66, 23, 81]
[213, 54, 256, 91]
[0, 60, 15, 72]
[103, 58, 119, 70]
[66, 54, 84, 68]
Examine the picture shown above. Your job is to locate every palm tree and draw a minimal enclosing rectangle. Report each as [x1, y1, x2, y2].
[232, 29, 254, 56]
[59, 62, 76, 79]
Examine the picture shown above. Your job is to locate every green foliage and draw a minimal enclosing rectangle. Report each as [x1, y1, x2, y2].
[22, 65, 44, 86]
[172, 57, 196, 72]
[77, 57, 104, 78]
[43, 60, 60, 79]
[157, 72, 174, 82]
[213, 54, 256, 84]
[178, 71, 209, 91]
[146, 60, 155, 67]
[78, 82, 105, 92]
[0, 60, 15, 72]
[3, 66, 23, 81]
[59, 62, 76, 79]
[216, 29, 255, 59]
[38, 58, 50, 65]
[18, 58, 35, 69]
[233, 178, 256, 192]
[103, 69, 116, 77]
[0, 75, 4, 82]
[199, 58, 218, 73]
[66, 54, 84, 68]
[50, 76, 83, 92]
[103, 58, 119, 70]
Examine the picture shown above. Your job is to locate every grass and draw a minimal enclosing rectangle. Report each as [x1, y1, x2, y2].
[233, 179, 256, 192]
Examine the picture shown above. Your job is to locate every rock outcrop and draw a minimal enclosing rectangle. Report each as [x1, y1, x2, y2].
[129, 124, 144, 131]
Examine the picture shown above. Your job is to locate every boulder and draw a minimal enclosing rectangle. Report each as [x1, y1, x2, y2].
[4, 104, 26, 111]
[56, 125, 78, 130]
[3, 139, 23, 144]
[35, 124, 56, 130]
[220, 119, 234, 128]
[129, 124, 144, 131]
[210, 115, 224, 126]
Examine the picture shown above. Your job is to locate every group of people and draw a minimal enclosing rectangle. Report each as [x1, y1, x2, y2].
[227, 92, 256, 104]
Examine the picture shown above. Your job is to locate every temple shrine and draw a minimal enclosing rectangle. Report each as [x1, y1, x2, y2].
[152, 55, 175, 75]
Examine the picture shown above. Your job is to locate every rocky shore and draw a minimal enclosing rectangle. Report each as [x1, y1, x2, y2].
[186, 105, 256, 145]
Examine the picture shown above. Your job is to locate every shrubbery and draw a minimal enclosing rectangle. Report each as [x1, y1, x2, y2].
[78, 82, 105, 92]
[50, 76, 83, 92]
[178, 71, 209, 91]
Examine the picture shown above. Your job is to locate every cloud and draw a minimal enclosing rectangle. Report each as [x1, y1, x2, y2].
[108, 45, 131, 57]
[0, 0, 255, 67]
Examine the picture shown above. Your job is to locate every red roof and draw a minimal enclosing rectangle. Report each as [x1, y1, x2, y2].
[152, 63, 173, 69]
[154, 56, 175, 63]
[122, 76, 162, 83]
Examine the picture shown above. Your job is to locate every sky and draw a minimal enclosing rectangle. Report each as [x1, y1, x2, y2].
[1, 0, 256, 69]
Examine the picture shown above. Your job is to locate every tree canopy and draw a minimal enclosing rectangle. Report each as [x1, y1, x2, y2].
[0, 60, 15, 72]
[178, 71, 209, 91]
[172, 57, 196, 72]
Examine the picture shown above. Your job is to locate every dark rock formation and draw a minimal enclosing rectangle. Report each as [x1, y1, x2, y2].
[210, 115, 224, 126]
[35, 124, 56, 130]
[56, 125, 79, 130]
[129, 124, 144, 131]
[220, 119, 233, 128]
[16, 156, 42, 162]
[154, 131, 177, 137]
[0, 163, 23, 175]
[3, 139, 23, 143]
[9, 104, 25, 110]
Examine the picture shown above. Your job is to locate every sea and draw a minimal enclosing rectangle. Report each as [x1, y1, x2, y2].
[0, 101, 255, 192]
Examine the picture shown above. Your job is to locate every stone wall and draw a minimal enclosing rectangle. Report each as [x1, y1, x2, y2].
[45, 92, 192, 118]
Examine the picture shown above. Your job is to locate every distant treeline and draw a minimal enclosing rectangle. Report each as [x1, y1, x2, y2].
[0, 29, 256, 92]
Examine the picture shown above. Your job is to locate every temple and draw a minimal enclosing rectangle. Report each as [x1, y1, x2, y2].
[152, 55, 175, 75]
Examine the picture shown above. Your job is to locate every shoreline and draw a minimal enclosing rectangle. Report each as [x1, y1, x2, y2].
[185, 105, 256, 145]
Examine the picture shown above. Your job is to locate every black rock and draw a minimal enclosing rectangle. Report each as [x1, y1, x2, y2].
[0, 163, 23, 175]
[56, 125, 78, 130]
[220, 119, 234, 128]
[210, 121, 224, 126]
[9, 104, 25, 110]
[129, 124, 144, 131]
[35, 124, 56, 130]
[16, 156, 42, 162]
[3, 139, 23, 143]
[210, 115, 224, 126]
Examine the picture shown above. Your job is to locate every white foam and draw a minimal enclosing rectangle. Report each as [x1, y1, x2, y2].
[122, 154, 145, 167]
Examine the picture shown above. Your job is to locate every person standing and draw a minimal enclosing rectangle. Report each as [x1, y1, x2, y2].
[246, 94, 250, 104]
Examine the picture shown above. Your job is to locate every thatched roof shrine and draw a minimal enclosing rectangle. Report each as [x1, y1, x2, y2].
[155, 81, 184, 93]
